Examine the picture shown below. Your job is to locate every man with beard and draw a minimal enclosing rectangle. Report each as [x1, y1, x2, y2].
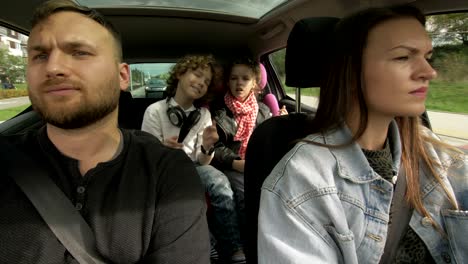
[0, 0, 210, 263]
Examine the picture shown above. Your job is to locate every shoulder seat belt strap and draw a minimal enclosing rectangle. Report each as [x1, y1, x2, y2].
[4, 140, 107, 264]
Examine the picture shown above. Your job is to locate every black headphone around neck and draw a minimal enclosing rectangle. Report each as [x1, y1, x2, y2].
[166, 97, 201, 128]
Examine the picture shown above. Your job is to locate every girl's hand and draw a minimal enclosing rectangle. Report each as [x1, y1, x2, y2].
[279, 105, 288, 116]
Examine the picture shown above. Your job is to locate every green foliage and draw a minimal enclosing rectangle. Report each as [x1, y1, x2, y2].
[427, 13, 468, 46]
[284, 87, 319, 97]
[432, 45, 468, 81]
[154, 72, 170, 80]
[0, 104, 30, 121]
[131, 68, 145, 85]
[0, 89, 28, 99]
[14, 83, 27, 90]
[426, 81, 468, 113]
[270, 48, 285, 81]
[0, 45, 26, 83]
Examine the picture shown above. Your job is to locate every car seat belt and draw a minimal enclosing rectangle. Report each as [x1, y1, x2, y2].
[4, 141, 107, 264]
[380, 166, 411, 263]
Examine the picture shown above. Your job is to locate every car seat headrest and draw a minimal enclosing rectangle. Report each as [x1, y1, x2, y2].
[285, 17, 340, 88]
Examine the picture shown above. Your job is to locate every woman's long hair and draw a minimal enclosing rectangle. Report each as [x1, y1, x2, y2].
[307, 5, 459, 226]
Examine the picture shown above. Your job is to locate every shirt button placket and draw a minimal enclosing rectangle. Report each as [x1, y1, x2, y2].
[75, 186, 86, 211]
[75, 202, 83, 211]
[77, 186, 86, 194]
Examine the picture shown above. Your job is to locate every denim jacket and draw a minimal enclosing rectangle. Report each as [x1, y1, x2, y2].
[258, 121, 467, 264]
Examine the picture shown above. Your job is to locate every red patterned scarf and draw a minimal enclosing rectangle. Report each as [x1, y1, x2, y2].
[224, 92, 259, 159]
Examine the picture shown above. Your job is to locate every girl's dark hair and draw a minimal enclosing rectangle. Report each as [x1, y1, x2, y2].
[225, 56, 262, 96]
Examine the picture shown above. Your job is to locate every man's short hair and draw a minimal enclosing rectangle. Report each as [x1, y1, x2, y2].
[31, 0, 123, 61]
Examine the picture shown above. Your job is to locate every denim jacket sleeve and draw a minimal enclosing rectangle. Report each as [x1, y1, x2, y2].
[258, 189, 343, 264]
[257, 139, 365, 264]
[412, 135, 468, 264]
[258, 124, 468, 264]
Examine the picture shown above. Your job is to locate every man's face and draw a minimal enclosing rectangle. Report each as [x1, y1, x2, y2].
[26, 11, 129, 129]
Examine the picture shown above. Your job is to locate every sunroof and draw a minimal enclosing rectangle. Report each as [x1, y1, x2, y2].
[77, 0, 287, 19]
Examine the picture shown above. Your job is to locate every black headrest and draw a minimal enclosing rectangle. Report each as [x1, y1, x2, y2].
[285, 17, 339, 88]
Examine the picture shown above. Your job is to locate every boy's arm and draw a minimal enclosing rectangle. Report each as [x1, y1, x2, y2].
[141, 105, 164, 141]
[198, 146, 214, 165]
[198, 122, 218, 165]
[196, 110, 218, 165]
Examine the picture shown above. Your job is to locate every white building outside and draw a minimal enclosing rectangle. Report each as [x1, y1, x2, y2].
[0, 26, 28, 57]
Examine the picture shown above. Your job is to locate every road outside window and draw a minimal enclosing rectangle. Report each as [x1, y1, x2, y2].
[128, 63, 174, 99]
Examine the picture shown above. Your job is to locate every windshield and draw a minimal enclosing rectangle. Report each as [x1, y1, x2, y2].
[149, 79, 166, 86]
[77, 0, 287, 19]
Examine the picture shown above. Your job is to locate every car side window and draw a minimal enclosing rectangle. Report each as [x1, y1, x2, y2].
[426, 12, 468, 148]
[128, 63, 175, 99]
[0, 25, 29, 123]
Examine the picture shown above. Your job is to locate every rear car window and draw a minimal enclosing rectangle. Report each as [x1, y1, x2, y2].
[128, 63, 175, 99]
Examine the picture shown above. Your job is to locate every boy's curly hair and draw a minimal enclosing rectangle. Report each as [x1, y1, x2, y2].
[166, 55, 216, 102]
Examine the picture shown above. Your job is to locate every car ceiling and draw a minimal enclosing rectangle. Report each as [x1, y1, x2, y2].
[2, 0, 468, 63]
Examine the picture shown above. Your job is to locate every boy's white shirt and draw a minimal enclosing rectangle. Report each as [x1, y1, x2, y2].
[141, 97, 212, 163]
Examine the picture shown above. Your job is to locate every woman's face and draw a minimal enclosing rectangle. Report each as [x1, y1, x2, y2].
[361, 17, 437, 119]
[229, 64, 257, 102]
